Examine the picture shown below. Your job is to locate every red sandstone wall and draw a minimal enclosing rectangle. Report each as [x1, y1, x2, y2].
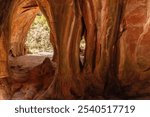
[119, 0, 150, 83]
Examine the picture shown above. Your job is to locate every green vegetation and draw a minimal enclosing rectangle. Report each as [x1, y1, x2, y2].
[25, 14, 53, 54]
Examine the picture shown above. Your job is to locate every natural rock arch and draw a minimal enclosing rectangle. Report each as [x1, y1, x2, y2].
[0, 0, 150, 100]
[10, 0, 39, 57]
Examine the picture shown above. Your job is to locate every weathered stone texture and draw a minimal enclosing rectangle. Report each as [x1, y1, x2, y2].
[0, 0, 12, 78]
[0, 0, 150, 99]
[119, 0, 150, 81]
[10, 0, 39, 57]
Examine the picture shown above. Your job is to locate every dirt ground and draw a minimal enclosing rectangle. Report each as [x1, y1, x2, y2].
[9, 53, 55, 100]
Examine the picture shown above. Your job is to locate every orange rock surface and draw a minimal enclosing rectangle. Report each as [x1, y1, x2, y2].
[0, 0, 150, 99]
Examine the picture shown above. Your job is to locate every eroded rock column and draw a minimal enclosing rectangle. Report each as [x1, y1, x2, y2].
[0, 0, 13, 99]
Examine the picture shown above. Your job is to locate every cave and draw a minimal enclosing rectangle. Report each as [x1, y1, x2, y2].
[0, 0, 150, 100]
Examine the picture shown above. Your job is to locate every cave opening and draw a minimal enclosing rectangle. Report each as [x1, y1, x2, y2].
[80, 37, 86, 64]
[9, 10, 54, 75]
[25, 12, 54, 58]
[8, 5, 56, 100]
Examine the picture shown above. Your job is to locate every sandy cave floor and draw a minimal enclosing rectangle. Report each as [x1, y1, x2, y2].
[8, 53, 55, 100]
[8, 53, 106, 100]
[7, 53, 150, 100]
